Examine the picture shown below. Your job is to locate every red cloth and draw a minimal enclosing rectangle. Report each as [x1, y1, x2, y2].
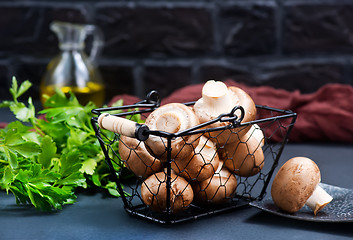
[107, 80, 353, 143]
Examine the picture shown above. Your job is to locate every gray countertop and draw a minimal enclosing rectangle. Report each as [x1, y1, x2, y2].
[0, 142, 352, 240]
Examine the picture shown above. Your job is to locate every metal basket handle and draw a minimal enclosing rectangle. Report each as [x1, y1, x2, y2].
[98, 113, 149, 141]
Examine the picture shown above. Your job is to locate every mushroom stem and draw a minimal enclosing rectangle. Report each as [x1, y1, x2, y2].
[305, 184, 333, 215]
[156, 112, 181, 133]
[202, 80, 234, 115]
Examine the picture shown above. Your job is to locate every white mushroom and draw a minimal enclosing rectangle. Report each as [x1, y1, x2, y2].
[140, 171, 194, 213]
[171, 136, 220, 182]
[144, 103, 200, 162]
[118, 135, 163, 178]
[193, 80, 256, 145]
[192, 161, 238, 205]
[221, 124, 265, 177]
[271, 157, 333, 215]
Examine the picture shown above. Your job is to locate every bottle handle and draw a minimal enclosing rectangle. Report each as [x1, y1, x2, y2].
[85, 25, 104, 64]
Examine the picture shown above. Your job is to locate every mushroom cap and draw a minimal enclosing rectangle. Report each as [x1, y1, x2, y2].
[144, 103, 200, 162]
[192, 162, 237, 205]
[271, 157, 321, 213]
[221, 124, 265, 177]
[171, 136, 220, 182]
[193, 81, 256, 145]
[228, 86, 257, 125]
[141, 171, 194, 213]
[118, 135, 163, 178]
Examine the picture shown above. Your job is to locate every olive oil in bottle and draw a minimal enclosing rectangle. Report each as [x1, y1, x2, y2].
[40, 81, 105, 107]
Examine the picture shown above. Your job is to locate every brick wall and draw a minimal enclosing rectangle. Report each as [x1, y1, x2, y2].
[1, 0, 353, 103]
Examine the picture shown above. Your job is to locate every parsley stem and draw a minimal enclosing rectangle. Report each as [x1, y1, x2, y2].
[0, 159, 8, 164]
[31, 119, 45, 136]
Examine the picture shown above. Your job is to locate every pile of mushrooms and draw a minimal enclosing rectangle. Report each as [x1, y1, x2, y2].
[114, 80, 267, 213]
[99, 80, 334, 216]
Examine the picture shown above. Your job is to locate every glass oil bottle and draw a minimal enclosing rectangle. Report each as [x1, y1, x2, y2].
[40, 21, 105, 107]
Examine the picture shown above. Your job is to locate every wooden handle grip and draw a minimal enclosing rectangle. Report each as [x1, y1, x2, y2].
[98, 113, 139, 138]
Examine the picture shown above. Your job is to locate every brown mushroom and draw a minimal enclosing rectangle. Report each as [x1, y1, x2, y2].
[271, 157, 333, 215]
[141, 171, 194, 213]
[192, 162, 237, 205]
[118, 135, 163, 178]
[193, 80, 256, 145]
[222, 124, 265, 177]
[171, 136, 220, 182]
[144, 103, 200, 162]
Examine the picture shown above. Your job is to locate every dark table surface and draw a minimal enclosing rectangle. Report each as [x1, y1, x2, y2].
[1, 105, 353, 240]
[0, 142, 352, 240]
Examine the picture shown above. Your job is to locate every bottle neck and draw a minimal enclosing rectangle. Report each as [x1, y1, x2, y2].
[59, 42, 85, 51]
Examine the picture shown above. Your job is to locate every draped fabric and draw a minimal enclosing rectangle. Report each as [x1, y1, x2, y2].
[95, 80, 353, 143]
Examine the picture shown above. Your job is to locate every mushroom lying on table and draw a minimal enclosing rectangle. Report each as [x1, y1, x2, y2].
[271, 157, 333, 215]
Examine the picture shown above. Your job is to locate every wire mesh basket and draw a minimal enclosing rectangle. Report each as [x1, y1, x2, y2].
[91, 90, 297, 224]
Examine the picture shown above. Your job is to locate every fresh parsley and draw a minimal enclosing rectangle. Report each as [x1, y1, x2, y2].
[0, 77, 126, 210]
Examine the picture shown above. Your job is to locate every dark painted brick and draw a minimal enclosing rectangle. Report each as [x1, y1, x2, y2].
[96, 6, 213, 58]
[284, 3, 353, 54]
[0, 62, 10, 100]
[200, 59, 345, 93]
[219, 3, 276, 56]
[0, 0, 352, 101]
[99, 64, 134, 102]
[0, 6, 41, 56]
[254, 61, 345, 93]
[200, 64, 254, 84]
[143, 66, 192, 99]
[0, 5, 88, 58]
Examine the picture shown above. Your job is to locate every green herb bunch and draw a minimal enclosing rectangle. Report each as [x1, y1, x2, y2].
[0, 77, 126, 211]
